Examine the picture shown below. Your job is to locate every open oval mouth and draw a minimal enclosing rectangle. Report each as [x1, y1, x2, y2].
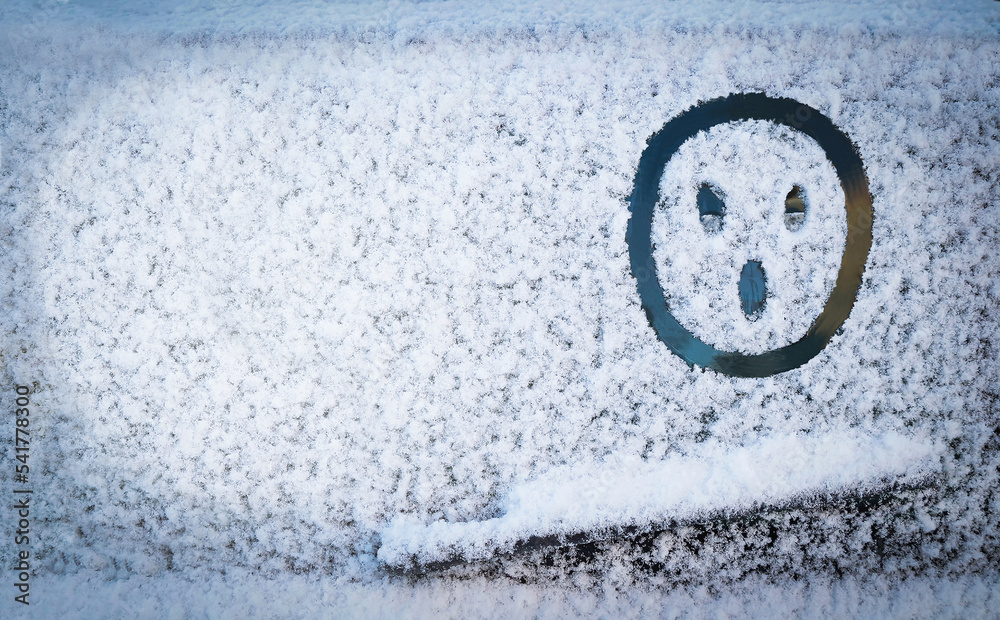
[739, 259, 767, 319]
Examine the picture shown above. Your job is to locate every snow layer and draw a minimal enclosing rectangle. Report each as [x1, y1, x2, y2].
[379, 428, 940, 566]
[12, 570, 1000, 620]
[1, 0, 999, 617]
[653, 120, 847, 353]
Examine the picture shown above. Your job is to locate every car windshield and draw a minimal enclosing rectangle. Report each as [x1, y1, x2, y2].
[1, 0, 998, 616]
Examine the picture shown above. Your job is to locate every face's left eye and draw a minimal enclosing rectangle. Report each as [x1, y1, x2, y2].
[697, 183, 726, 234]
[784, 185, 807, 231]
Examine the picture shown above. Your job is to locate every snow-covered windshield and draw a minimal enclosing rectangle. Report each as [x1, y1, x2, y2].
[1, 1, 998, 616]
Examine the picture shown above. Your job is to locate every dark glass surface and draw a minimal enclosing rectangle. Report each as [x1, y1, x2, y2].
[739, 260, 767, 319]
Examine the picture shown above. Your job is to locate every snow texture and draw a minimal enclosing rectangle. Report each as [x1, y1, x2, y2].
[378, 428, 941, 567]
[654, 120, 848, 353]
[0, 0, 998, 617]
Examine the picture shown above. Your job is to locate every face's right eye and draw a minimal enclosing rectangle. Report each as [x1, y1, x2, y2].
[784, 185, 807, 231]
[697, 183, 725, 234]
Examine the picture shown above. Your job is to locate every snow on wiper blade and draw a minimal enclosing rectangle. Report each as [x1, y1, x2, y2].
[377, 428, 941, 570]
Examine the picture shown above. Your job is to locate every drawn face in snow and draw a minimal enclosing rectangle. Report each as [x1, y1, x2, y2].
[627, 93, 873, 378]
[656, 121, 847, 355]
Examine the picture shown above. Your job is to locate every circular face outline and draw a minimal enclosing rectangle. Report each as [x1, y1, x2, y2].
[627, 93, 873, 378]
